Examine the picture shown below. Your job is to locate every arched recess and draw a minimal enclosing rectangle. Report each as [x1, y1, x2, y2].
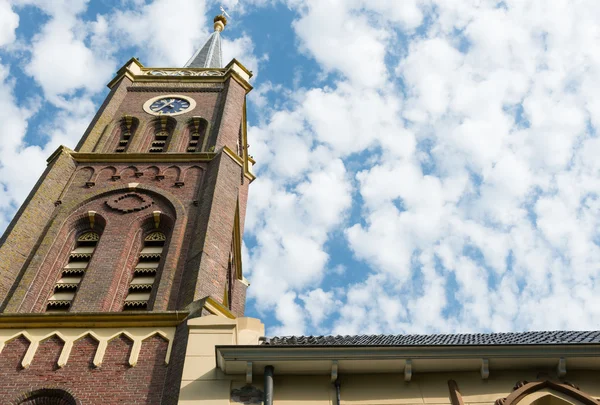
[46, 213, 107, 312]
[495, 381, 599, 405]
[74, 166, 94, 188]
[119, 165, 141, 180]
[164, 166, 182, 185]
[185, 116, 210, 152]
[15, 183, 186, 313]
[450, 381, 598, 405]
[13, 388, 79, 405]
[528, 392, 585, 405]
[95, 166, 118, 183]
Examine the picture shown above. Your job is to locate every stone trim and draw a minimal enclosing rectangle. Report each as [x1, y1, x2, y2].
[0, 311, 187, 327]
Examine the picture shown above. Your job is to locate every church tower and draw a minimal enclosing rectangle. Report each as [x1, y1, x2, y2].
[0, 14, 259, 404]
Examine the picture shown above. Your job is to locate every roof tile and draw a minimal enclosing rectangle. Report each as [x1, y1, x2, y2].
[262, 331, 600, 346]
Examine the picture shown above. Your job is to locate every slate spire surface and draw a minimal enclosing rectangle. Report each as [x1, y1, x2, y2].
[184, 14, 227, 69]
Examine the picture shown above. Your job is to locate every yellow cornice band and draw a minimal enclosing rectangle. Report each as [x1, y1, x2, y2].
[204, 297, 236, 319]
[0, 311, 188, 329]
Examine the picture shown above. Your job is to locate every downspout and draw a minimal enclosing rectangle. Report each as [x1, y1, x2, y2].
[264, 365, 274, 405]
[334, 379, 341, 405]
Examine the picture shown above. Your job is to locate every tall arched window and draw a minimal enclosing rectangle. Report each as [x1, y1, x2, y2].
[123, 231, 166, 310]
[47, 231, 99, 312]
[186, 117, 209, 152]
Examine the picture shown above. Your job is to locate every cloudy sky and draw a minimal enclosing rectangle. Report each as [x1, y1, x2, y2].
[2, 0, 600, 336]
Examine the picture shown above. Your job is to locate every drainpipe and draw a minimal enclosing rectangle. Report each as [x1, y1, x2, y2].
[334, 379, 341, 405]
[264, 365, 274, 405]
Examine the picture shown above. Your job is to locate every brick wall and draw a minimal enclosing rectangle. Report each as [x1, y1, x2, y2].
[1, 334, 168, 404]
[1, 74, 252, 317]
[0, 149, 76, 311]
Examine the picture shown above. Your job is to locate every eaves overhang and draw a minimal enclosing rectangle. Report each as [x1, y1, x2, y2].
[216, 344, 600, 377]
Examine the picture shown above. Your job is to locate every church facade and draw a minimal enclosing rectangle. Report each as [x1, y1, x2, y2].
[0, 14, 260, 404]
[1, 12, 600, 405]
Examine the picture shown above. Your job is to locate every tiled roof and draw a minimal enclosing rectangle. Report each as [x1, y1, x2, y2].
[184, 31, 223, 69]
[261, 331, 600, 346]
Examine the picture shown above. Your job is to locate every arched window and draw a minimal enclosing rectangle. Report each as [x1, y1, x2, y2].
[149, 116, 175, 153]
[186, 117, 209, 152]
[115, 115, 138, 153]
[46, 231, 99, 312]
[18, 388, 78, 405]
[123, 231, 166, 310]
[493, 381, 599, 405]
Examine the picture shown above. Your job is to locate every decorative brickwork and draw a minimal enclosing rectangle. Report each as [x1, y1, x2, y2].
[1, 334, 168, 404]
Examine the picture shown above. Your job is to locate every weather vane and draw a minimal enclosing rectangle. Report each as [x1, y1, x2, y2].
[220, 5, 231, 19]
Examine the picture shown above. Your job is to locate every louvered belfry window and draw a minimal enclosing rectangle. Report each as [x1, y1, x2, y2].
[123, 231, 166, 310]
[187, 117, 207, 152]
[46, 231, 99, 312]
[116, 115, 134, 153]
[149, 117, 170, 153]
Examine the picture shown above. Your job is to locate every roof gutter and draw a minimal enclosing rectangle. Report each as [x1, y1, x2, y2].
[216, 344, 600, 375]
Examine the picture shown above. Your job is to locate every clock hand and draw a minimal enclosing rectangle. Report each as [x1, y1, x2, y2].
[159, 100, 175, 112]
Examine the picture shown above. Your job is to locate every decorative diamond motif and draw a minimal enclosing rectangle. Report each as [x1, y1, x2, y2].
[106, 193, 154, 214]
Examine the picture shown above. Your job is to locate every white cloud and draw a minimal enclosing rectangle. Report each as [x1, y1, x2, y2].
[270, 291, 306, 336]
[0, 62, 41, 230]
[289, 0, 389, 88]
[0, 0, 19, 47]
[244, 0, 600, 337]
[222, 34, 263, 77]
[22, 0, 116, 101]
[300, 288, 335, 328]
[245, 156, 352, 331]
[113, 0, 208, 66]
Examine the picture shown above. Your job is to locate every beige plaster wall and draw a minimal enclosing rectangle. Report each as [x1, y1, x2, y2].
[178, 315, 264, 405]
[337, 370, 600, 405]
[195, 368, 600, 405]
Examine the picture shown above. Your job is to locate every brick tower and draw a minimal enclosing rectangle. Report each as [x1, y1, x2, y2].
[0, 14, 256, 404]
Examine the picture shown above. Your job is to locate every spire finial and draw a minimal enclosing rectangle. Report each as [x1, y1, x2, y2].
[214, 15, 227, 32]
[214, 6, 230, 32]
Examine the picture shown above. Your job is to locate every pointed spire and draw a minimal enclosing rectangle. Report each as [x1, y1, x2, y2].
[184, 15, 228, 69]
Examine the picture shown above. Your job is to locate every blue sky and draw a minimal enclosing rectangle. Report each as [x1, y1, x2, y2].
[2, 0, 600, 336]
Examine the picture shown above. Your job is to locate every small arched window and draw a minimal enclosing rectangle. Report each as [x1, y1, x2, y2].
[115, 115, 138, 153]
[123, 231, 166, 310]
[47, 231, 99, 312]
[186, 117, 209, 152]
[149, 116, 174, 153]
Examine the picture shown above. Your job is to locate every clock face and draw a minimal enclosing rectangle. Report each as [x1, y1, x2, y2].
[143, 95, 196, 116]
[149, 97, 191, 115]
